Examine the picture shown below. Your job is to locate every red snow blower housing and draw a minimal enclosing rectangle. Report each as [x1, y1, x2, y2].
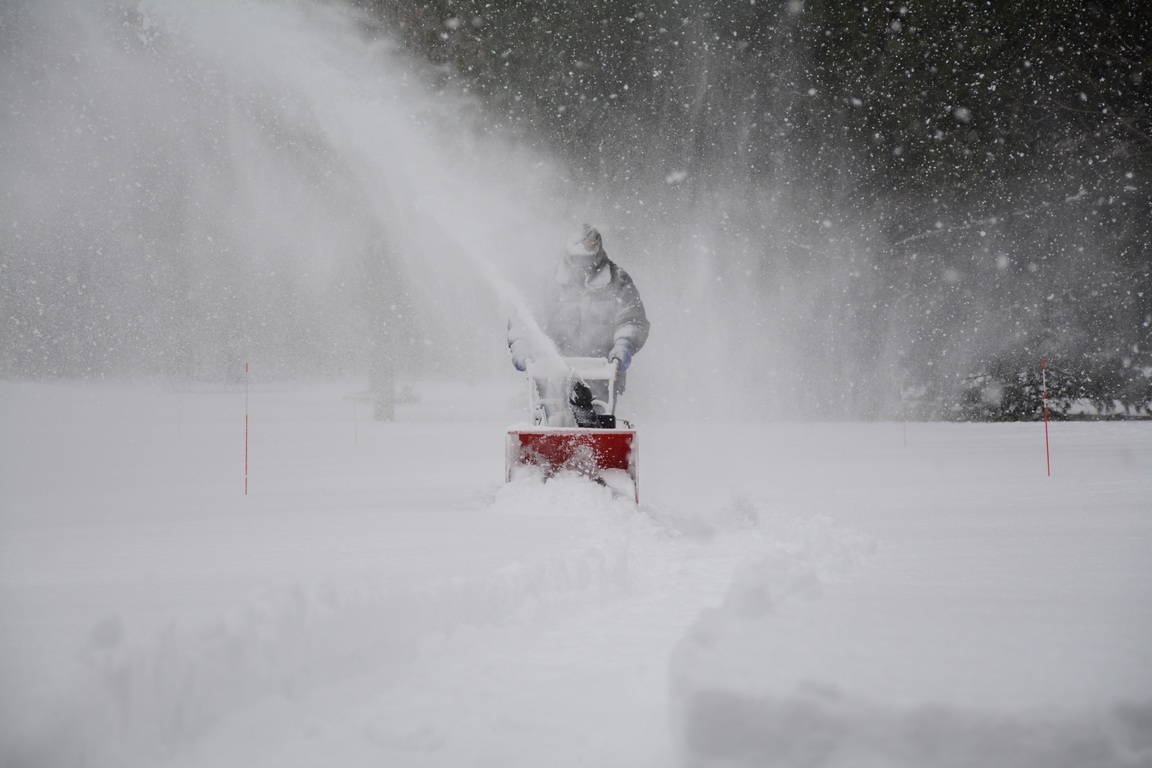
[506, 357, 638, 502]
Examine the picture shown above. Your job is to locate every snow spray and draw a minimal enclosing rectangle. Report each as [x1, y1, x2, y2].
[452, 238, 565, 369]
[2, 0, 574, 382]
[1041, 359, 1051, 476]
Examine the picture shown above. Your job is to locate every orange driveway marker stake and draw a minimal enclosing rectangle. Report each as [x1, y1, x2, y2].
[1041, 359, 1051, 477]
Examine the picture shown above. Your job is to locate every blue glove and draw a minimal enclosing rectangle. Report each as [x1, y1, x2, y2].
[609, 343, 632, 372]
[510, 340, 530, 372]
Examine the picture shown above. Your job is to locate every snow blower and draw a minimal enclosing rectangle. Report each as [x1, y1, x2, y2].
[506, 356, 638, 502]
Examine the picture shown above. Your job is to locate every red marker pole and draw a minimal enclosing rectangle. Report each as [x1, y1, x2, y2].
[901, 394, 907, 449]
[1041, 359, 1051, 477]
[245, 362, 250, 495]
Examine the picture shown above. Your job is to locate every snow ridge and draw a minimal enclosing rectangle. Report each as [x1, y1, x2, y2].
[3, 483, 635, 768]
[716, 515, 878, 619]
[679, 686, 1151, 768]
[670, 515, 1152, 768]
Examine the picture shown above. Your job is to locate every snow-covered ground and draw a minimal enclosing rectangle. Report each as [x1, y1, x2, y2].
[1, 378, 1149, 768]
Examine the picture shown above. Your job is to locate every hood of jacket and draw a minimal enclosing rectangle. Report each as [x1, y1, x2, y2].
[557, 251, 612, 289]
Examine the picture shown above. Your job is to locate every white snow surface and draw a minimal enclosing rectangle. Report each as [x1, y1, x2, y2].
[1, 378, 1149, 768]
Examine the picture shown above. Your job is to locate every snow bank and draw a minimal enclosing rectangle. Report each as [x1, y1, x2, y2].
[670, 514, 1152, 768]
[676, 686, 1150, 768]
[2, 481, 635, 768]
[713, 516, 877, 618]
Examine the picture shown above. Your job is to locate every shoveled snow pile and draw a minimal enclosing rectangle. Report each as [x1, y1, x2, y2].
[669, 434, 1152, 768]
[676, 686, 1148, 768]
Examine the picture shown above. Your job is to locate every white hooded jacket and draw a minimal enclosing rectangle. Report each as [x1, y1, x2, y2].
[508, 248, 649, 391]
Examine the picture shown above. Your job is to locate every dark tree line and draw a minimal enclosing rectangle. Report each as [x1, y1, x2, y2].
[362, 0, 1152, 419]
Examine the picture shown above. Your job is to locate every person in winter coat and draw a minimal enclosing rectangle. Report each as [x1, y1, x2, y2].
[508, 224, 649, 398]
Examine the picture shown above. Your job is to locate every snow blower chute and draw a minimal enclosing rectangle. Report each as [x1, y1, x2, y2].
[506, 356, 638, 502]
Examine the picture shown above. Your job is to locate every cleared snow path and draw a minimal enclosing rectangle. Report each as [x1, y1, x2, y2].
[150, 481, 873, 768]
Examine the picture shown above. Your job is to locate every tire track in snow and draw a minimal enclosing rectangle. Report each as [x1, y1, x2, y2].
[166, 482, 880, 768]
[3, 478, 880, 768]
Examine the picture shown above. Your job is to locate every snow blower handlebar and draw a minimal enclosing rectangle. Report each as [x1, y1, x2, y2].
[524, 357, 619, 427]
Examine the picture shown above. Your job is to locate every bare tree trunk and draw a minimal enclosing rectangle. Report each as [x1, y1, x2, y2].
[365, 235, 399, 421]
[370, 351, 394, 421]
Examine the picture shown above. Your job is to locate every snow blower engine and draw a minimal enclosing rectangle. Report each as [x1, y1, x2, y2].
[506, 356, 639, 502]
